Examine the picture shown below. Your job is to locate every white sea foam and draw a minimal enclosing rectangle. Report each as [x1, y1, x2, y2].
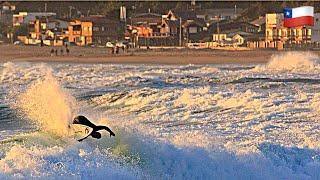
[15, 71, 77, 136]
[0, 141, 141, 179]
[253, 51, 320, 73]
[1, 62, 320, 179]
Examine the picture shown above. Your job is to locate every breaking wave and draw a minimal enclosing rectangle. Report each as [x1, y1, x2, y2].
[253, 51, 320, 73]
[1, 62, 320, 179]
[15, 71, 77, 136]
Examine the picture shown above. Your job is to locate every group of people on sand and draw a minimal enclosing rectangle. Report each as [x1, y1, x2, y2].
[50, 44, 70, 56]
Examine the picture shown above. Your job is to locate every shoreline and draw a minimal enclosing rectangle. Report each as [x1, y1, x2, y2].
[8, 55, 271, 65]
[0, 44, 278, 64]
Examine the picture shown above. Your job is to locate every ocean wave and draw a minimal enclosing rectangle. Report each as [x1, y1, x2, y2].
[253, 51, 320, 73]
[14, 72, 76, 136]
[229, 77, 320, 84]
[1, 128, 319, 179]
[252, 52, 320, 73]
[1, 62, 320, 179]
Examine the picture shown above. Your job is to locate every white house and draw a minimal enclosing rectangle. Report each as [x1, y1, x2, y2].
[232, 34, 244, 46]
[212, 33, 244, 47]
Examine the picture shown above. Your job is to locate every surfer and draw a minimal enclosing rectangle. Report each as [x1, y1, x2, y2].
[72, 115, 115, 142]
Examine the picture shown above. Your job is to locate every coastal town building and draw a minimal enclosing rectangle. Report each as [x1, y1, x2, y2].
[210, 21, 260, 35]
[250, 16, 266, 33]
[265, 13, 311, 44]
[0, 2, 15, 12]
[0, 2, 15, 25]
[160, 18, 180, 36]
[29, 16, 68, 40]
[12, 12, 27, 26]
[208, 20, 262, 46]
[79, 16, 123, 45]
[6, 3, 320, 49]
[131, 11, 179, 46]
[0, 2, 15, 42]
[231, 34, 244, 45]
[131, 12, 162, 36]
[68, 19, 92, 46]
[196, 8, 244, 22]
[182, 18, 206, 42]
[18, 16, 68, 46]
[212, 33, 245, 47]
[13, 12, 56, 27]
[212, 33, 227, 42]
[165, 9, 206, 42]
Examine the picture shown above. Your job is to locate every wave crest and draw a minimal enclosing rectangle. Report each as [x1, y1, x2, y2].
[254, 52, 319, 73]
[16, 71, 76, 136]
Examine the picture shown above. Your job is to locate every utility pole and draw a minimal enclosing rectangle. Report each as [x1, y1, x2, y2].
[69, 6, 74, 19]
[69, 6, 72, 19]
[179, 17, 182, 46]
[217, 17, 220, 45]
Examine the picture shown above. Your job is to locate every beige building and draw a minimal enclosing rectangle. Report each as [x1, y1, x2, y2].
[232, 34, 244, 45]
[68, 20, 93, 46]
[13, 12, 56, 27]
[265, 13, 311, 43]
[212, 34, 227, 42]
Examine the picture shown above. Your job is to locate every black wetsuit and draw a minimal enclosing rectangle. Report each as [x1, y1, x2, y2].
[73, 115, 115, 142]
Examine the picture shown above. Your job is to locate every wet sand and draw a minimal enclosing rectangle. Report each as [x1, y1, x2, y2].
[0, 44, 279, 64]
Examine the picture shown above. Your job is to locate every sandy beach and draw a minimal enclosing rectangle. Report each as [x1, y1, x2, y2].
[0, 44, 280, 64]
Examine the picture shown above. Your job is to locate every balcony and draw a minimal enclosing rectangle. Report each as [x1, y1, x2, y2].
[138, 32, 172, 38]
[72, 31, 81, 35]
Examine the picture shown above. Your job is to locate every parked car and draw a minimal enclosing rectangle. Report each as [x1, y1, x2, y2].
[86, 43, 96, 47]
[105, 42, 114, 48]
[115, 41, 128, 48]
[68, 42, 77, 46]
[13, 41, 21, 45]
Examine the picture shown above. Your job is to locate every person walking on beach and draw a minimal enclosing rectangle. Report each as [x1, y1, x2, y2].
[115, 46, 119, 54]
[50, 48, 54, 56]
[121, 46, 125, 53]
[125, 44, 129, 53]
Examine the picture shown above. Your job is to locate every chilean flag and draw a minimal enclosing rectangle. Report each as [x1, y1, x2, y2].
[284, 6, 314, 27]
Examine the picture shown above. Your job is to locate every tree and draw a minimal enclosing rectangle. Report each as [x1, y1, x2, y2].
[15, 24, 28, 36]
[91, 1, 121, 16]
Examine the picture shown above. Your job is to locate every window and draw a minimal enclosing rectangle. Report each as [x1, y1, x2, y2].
[93, 27, 99, 31]
[283, 30, 287, 37]
[189, 27, 197, 34]
[102, 27, 105, 31]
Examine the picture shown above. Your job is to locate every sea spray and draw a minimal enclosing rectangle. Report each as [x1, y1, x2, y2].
[253, 51, 319, 72]
[16, 70, 77, 136]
